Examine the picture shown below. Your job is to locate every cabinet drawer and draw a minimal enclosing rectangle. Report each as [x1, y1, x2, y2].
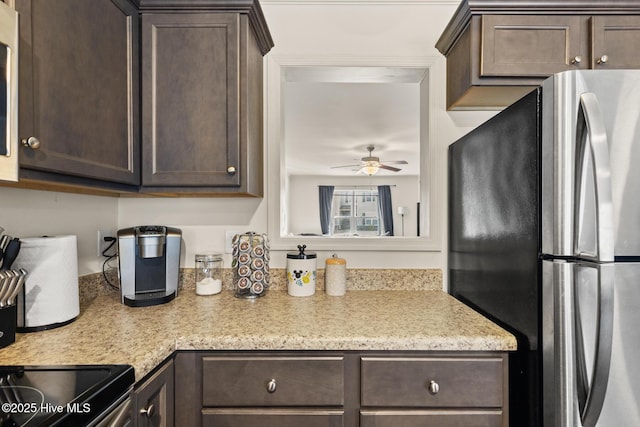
[360, 410, 503, 427]
[202, 409, 343, 427]
[361, 356, 504, 408]
[202, 356, 344, 407]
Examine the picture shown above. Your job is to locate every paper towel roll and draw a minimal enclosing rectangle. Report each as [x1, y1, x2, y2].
[14, 235, 80, 331]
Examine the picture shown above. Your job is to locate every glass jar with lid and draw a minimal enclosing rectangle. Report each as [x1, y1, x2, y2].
[195, 253, 223, 295]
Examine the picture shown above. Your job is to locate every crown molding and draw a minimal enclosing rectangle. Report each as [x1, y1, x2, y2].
[436, 0, 640, 55]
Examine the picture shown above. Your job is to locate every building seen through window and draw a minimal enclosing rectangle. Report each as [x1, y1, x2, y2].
[331, 189, 380, 236]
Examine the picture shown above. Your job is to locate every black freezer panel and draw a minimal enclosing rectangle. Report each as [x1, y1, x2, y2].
[448, 88, 542, 427]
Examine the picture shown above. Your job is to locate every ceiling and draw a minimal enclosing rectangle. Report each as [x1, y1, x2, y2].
[283, 66, 425, 177]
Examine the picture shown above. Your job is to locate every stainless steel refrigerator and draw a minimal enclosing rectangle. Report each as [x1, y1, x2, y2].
[448, 70, 640, 427]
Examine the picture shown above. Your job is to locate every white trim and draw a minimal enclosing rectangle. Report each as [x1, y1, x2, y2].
[266, 54, 446, 251]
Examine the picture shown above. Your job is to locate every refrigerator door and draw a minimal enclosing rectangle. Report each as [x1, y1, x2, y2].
[541, 70, 640, 258]
[573, 93, 614, 263]
[596, 262, 640, 426]
[544, 259, 639, 427]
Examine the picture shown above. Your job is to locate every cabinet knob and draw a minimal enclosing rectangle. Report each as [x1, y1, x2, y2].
[139, 403, 155, 418]
[266, 378, 277, 393]
[571, 56, 582, 65]
[21, 137, 41, 150]
[597, 55, 609, 65]
[428, 380, 440, 395]
[227, 166, 237, 175]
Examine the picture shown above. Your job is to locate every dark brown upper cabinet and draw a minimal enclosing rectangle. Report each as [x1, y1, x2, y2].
[480, 15, 585, 78]
[15, 0, 140, 189]
[591, 15, 640, 69]
[139, 1, 273, 196]
[7, 0, 273, 197]
[436, 1, 640, 110]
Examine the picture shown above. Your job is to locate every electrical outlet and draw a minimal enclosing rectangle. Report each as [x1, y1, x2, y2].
[97, 229, 116, 257]
[225, 230, 241, 254]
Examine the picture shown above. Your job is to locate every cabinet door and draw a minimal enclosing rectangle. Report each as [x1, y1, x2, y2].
[202, 409, 344, 427]
[360, 410, 503, 427]
[481, 15, 585, 77]
[591, 16, 640, 69]
[135, 359, 175, 427]
[141, 13, 241, 188]
[16, 0, 139, 185]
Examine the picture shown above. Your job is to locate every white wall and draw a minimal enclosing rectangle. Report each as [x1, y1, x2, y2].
[0, 0, 498, 277]
[0, 187, 118, 275]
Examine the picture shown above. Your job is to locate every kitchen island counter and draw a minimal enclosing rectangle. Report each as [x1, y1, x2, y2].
[0, 290, 516, 380]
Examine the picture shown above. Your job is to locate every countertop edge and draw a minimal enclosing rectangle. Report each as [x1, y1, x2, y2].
[1, 290, 517, 381]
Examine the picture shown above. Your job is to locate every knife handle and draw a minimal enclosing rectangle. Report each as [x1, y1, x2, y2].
[1, 238, 21, 271]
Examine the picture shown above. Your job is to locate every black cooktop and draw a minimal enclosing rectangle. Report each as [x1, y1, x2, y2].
[0, 365, 134, 426]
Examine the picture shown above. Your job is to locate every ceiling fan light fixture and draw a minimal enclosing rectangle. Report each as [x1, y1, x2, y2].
[363, 164, 379, 175]
[332, 145, 407, 175]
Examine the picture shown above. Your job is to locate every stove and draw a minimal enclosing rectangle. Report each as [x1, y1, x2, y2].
[0, 365, 134, 426]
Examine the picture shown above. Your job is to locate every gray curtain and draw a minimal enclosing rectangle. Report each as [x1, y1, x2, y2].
[378, 185, 394, 236]
[318, 185, 335, 235]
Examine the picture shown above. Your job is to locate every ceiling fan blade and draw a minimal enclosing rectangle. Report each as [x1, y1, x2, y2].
[379, 164, 401, 172]
[331, 164, 362, 169]
[381, 160, 408, 165]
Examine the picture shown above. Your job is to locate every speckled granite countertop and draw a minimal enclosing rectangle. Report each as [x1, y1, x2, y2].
[0, 290, 516, 380]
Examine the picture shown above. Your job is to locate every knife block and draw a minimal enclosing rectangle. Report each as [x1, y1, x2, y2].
[0, 304, 16, 348]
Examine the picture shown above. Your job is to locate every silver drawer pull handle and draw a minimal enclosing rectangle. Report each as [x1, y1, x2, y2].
[571, 56, 582, 64]
[21, 137, 41, 150]
[266, 378, 277, 393]
[597, 55, 609, 65]
[428, 380, 440, 395]
[140, 403, 155, 418]
[227, 166, 237, 174]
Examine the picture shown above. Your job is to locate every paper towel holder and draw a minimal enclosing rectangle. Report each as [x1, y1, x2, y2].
[14, 235, 80, 332]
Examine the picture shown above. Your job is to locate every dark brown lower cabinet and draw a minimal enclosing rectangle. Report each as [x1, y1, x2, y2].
[174, 351, 509, 427]
[134, 358, 175, 427]
[360, 410, 503, 427]
[360, 355, 507, 427]
[202, 409, 344, 427]
[199, 354, 345, 426]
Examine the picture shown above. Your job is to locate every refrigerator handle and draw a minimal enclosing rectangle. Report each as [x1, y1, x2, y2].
[574, 264, 615, 427]
[574, 92, 615, 262]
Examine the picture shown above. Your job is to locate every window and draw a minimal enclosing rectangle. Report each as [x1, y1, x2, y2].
[331, 189, 380, 236]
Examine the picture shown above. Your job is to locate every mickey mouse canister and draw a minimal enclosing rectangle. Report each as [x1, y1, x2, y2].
[325, 253, 346, 296]
[287, 245, 317, 297]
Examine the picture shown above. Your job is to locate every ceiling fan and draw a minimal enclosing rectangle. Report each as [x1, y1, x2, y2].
[331, 145, 408, 175]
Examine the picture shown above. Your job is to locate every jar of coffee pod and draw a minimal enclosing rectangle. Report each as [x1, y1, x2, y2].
[231, 232, 270, 298]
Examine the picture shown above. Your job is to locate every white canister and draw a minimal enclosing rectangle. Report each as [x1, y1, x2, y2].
[287, 245, 317, 297]
[325, 253, 346, 296]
